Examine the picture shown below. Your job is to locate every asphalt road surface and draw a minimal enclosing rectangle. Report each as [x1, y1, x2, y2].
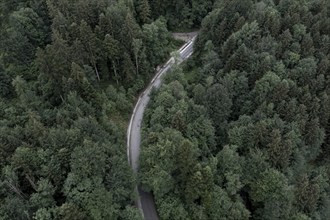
[127, 35, 197, 220]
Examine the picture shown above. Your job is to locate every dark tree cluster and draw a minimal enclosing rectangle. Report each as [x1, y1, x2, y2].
[140, 0, 330, 219]
[148, 0, 215, 30]
[0, 0, 175, 219]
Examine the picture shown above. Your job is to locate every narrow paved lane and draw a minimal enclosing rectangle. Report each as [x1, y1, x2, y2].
[127, 35, 197, 220]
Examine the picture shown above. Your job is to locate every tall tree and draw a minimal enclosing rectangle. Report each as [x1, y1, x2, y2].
[135, 0, 151, 24]
[132, 38, 143, 76]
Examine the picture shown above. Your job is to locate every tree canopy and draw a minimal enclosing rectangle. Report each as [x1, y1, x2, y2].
[140, 0, 330, 219]
[0, 0, 177, 219]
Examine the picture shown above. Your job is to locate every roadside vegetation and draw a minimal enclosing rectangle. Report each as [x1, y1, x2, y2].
[140, 0, 330, 219]
[0, 0, 177, 219]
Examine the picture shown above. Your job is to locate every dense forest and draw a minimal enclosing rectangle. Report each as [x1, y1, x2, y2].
[140, 0, 330, 219]
[2, 0, 330, 219]
[148, 0, 214, 30]
[0, 0, 181, 219]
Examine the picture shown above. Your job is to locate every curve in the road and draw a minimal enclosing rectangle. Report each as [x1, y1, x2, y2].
[127, 35, 197, 220]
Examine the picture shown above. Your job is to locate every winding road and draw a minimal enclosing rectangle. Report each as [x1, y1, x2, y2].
[127, 35, 197, 220]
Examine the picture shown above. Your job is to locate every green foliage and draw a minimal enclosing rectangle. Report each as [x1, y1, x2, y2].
[142, 18, 172, 67]
[1, 0, 330, 219]
[0, 0, 178, 218]
[121, 206, 144, 220]
[135, 0, 151, 24]
[0, 66, 13, 98]
[148, 0, 214, 29]
[140, 0, 330, 219]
